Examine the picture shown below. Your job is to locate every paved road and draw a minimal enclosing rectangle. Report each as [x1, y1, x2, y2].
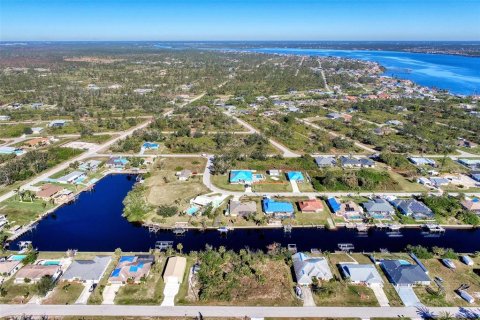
[201, 155, 480, 198]
[1, 304, 479, 318]
[225, 112, 301, 158]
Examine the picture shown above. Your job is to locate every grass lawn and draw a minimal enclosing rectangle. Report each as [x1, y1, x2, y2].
[77, 134, 114, 144]
[252, 181, 292, 192]
[115, 256, 166, 305]
[414, 257, 480, 307]
[42, 281, 84, 304]
[210, 175, 245, 191]
[313, 280, 379, 307]
[0, 278, 34, 304]
[293, 208, 330, 226]
[387, 170, 428, 193]
[0, 197, 55, 227]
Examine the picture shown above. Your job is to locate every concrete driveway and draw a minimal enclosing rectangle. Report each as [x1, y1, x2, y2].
[396, 286, 422, 307]
[302, 286, 316, 307]
[75, 281, 93, 305]
[102, 284, 121, 305]
[370, 284, 389, 307]
[290, 180, 300, 193]
[161, 281, 180, 306]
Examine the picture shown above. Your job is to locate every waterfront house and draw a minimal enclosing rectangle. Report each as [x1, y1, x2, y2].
[229, 170, 253, 184]
[314, 156, 336, 168]
[298, 199, 324, 213]
[0, 260, 22, 278]
[327, 197, 364, 221]
[48, 120, 67, 128]
[339, 264, 383, 286]
[62, 256, 111, 283]
[36, 184, 64, 201]
[176, 169, 192, 181]
[56, 171, 86, 184]
[163, 256, 186, 285]
[106, 157, 129, 169]
[409, 157, 436, 167]
[78, 160, 102, 172]
[389, 199, 434, 220]
[292, 252, 333, 285]
[380, 260, 430, 287]
[286, 171, 305, 182]
[227, 200, 257, 218]
[109, 255, 154, 284]
[262, 198, 294, 219]
[362, 198, 395, 220]
[14, 265, 61, 284]
[461, 197, 480, 214]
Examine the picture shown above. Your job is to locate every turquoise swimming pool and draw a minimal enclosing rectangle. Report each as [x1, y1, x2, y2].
[9, 255, 26, 261]
[42, 260, 61, 266]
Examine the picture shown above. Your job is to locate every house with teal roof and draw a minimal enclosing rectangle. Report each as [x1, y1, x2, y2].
[229, 170, 253, 184]
[286, 171, 305, 182]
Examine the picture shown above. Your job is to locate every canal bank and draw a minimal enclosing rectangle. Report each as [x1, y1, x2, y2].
[9, 174, 480, 253]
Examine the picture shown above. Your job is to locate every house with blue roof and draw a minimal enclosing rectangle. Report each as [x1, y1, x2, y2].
[286, 171, 305, 182]
[262, 198, 294, 219]
[229, 170, 253, 184]
[326, 197, 341, 213]
[108, 255, 154, 284]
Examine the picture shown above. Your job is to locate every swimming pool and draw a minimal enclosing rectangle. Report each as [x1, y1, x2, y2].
[41, 260, 61, 266]
[398, 259, 411, 266]
[186, 206, 199, 216]
[8, 255, 26, 261]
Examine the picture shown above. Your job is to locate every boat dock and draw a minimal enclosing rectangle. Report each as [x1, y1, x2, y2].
[155, 241, 173, 251]
[424, 224, 446, 233]
[338, 243, 355, 252]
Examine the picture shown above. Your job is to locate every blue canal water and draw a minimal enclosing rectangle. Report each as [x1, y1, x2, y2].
[241, 48, 480, 96]
[11, 174, 480, 252]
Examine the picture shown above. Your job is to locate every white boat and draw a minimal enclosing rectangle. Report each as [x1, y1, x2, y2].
[442, 258, 456, 269]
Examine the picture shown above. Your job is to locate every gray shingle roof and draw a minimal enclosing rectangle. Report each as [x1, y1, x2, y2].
[62, 256, 111, 281]
[363, 198, 395, 213]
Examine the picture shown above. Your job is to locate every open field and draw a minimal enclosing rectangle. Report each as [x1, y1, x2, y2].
[42, 281, 84, 305]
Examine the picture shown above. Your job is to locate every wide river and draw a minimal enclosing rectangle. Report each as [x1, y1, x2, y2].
[11, 174, 480, 253]
[242, 48, 480, 95]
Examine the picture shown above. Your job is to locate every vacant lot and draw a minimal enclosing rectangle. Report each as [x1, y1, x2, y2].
[0, 278, 34, 304]
[414, 257, 480, 307]
[188, 250, 298, 306]
[145, 157, 209, 211]
[42, 281, 84, 304]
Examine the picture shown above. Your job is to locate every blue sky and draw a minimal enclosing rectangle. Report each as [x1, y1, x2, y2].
[1, 0, 479, 41]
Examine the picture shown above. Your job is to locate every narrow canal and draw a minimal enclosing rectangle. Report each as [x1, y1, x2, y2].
[11, 174, 480, 253]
